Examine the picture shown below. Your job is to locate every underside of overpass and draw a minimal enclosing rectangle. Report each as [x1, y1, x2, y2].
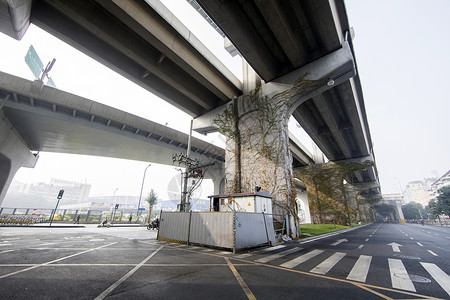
[192, 0, 377, 183]
[0, 0, 380, 227]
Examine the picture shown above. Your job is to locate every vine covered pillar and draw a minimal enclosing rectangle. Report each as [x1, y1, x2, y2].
[219, 87, 299, 237]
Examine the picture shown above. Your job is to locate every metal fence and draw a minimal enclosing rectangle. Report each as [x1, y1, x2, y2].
[158, 211, 278, 252]
[0, 207, 147, 224]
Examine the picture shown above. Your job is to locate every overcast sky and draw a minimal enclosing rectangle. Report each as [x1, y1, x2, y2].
[1, 0, 449, 201]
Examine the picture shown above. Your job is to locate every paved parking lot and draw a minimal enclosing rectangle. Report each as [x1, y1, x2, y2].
[0, 224, 448, 299]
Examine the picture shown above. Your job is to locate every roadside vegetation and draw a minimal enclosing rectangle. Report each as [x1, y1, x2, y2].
[299, 223, 363, 239]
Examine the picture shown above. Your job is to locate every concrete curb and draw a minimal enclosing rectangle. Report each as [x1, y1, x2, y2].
[296, 223, 372, 245]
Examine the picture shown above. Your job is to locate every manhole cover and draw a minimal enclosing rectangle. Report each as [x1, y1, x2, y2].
[392, 254, 421, 260]
[409, 274, 432, 283]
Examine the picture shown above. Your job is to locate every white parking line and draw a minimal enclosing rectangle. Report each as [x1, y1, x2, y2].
[420, 262, 450, 296]
[388, 258, 415, 292]
[347, 255, 372, 282]
[310, 252, 346, 275]
[94, 245, 164, 300]
[0, 242, 117, 279]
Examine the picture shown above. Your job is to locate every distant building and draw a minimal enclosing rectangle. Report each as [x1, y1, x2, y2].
[403, 178, 436, 206]
[3, 178, 91, 208]
[429, 170, 450, 200]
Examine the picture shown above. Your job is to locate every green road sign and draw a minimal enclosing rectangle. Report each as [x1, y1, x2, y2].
[25, 45, 43, 79]
[47, 77, 56, 88]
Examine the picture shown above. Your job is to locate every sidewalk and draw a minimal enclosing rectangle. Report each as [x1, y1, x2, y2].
[0, 223, 147, 228]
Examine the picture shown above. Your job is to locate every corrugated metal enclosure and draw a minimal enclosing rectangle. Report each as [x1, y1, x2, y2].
[157, 211, 277, 252]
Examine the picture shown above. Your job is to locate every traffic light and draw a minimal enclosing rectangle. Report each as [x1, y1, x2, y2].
[57, 189, 64, 199]
[115, 204, 119, 210]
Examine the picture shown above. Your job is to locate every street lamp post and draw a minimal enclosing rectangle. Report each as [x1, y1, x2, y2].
[175, 168, 184, 207]
[111, 188, 118, 225]
[137, 164, 151, 222]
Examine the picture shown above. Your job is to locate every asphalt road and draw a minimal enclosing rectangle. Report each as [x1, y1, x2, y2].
[0, 223, 449, 299]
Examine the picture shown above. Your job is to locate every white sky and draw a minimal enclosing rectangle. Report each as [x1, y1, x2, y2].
[1, 0, 449, 200]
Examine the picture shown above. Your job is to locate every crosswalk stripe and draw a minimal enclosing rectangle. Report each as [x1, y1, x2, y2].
[279, 249, 324, 269]
[261, 245, 286, 252]
[420, 262, 450, 296]
[310, 252, 346, 275]
[236, 253, 253, 258]
[255, 247, 303, 264]
[347, 255, 372, 282]
[388, 258, 416, 292]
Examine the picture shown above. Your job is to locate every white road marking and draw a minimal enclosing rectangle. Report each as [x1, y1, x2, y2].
[37, 243, 56, 246]
[310, 252, 346, 275]
[420, 262, 450, 296]
[236, 253, 253, 258]
[94, 245, 164, 300]
[0, 244, 12, 247]
[261, 245, 286, 252]
[358, 245, 364, 249]
[0, 250, 14, 254]
[388, 242, 402, 253]
[365, 239, 369, 242]
[346, 255, 372, 282]
[409, 237, 414, 240]
[255, 247, 302, 263]
[280, 249, 324, 269]
[388, 258, 415, 292]
[417, 242, 423, 247]
[330, 239, 348, 246]
[0, 242, 117, 279]
[427, 250, 438, 256]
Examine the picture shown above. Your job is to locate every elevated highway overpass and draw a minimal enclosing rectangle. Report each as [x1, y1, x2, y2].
[0, 71, 314, 203]
[0, 0, 379, 215]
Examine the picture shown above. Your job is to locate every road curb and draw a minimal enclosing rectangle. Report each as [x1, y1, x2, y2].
[297, 223, 372, 244]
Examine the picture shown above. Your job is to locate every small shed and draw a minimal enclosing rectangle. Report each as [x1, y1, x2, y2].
[208, 191, 273, 214]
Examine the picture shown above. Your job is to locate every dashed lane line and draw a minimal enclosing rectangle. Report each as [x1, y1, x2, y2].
[427, 250, 438, 256]
[417, 242, 423, 247]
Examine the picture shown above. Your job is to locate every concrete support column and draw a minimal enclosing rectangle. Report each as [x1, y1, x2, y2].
[221, 90, 298, 236]
[395, 200, 405, 223]
[296, 188, 311, 224]
[203, 162, 225, 195]
[0, 112, 38, 204]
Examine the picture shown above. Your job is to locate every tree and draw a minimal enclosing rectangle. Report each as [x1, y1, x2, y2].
[145, 189, 158, 223]
[401, 202, 423, 220]
[436, 186, 450, 216]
